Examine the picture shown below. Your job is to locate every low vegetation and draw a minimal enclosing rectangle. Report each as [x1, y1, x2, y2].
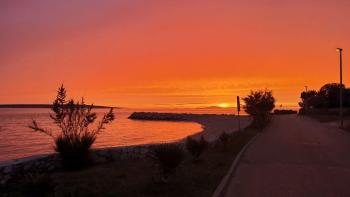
[186, 136, 209, 160]
[148, 143, 185, 183]
[4, 127, 259, 197]
[28, 85, 115, 169]
[217, 132, 231, 151]
[243, 90, 275, 129]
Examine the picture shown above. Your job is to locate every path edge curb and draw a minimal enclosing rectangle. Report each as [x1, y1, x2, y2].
[212, 133, 260, 197]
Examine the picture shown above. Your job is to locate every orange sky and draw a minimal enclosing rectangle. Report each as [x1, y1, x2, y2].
[0, 0, 349, 108]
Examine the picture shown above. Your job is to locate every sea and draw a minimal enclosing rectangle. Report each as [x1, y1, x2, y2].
[0, 107, 236, 163]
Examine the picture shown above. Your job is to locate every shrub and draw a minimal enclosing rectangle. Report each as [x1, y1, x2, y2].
[243, 90, 275, 129]
[149, 143, 185, 183]
[29, 85, 115, 169]
[217, 132, 231, 151]
[186, 136, 208, 160]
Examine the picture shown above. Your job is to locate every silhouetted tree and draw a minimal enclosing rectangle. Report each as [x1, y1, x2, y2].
[299, 83, 350, 113]
[29, 85, 114, 169]
[243, 90, 275, 129]
[319, 83, 349, 108]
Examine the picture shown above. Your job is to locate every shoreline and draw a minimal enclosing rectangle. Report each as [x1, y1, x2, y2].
[0, 112, 251, 166]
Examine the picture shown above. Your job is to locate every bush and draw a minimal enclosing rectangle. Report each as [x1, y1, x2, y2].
[29, 85, 115, 169]
[217, 132, 231, 151]
[149, 143, 185, 183]
[243, 90, 275, 129]
[54, 133, 96, 167]
[186, 136, 208, 160]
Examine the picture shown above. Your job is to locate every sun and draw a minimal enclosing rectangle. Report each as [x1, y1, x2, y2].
[217, 103, 230, 108]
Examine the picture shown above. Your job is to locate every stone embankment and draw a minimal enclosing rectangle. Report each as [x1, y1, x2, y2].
[0, 144, 156, 185]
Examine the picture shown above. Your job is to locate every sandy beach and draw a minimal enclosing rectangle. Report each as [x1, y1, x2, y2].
[183, 114, 252, 142]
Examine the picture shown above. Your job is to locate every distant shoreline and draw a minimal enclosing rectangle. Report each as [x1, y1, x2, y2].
[0, 104, 115, 109]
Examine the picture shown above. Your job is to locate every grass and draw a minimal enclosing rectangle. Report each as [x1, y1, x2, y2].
[4, 128, 258, 197]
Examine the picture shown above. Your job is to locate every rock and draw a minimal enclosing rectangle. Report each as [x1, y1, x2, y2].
[1, 174, 11, 185]
[48, 165, 56, 171]
[23, 163, 33, 171]
[3, 166, 12, 173]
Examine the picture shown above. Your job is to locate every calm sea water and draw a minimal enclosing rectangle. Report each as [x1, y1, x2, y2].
[0, 107, 236, 163]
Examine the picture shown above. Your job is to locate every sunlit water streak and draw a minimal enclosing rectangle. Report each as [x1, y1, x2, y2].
[0, 107, 240, 163]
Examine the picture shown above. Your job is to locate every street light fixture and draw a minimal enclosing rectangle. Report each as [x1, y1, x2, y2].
[336, 48, 343, 128]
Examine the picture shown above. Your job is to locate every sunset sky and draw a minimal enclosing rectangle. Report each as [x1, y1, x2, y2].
[1, 0, 349, 108]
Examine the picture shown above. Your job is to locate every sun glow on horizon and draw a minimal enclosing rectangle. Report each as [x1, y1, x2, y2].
[217, 103, 230, 108]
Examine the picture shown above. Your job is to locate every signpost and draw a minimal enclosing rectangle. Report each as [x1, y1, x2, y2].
[237, 96, 241, 132]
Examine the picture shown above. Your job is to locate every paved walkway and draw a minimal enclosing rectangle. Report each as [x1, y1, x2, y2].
[223, 115, 350, 197]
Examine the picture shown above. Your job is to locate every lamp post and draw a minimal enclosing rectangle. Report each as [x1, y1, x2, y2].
[237, 96, 241, 132]
[336, 48, 343, 128]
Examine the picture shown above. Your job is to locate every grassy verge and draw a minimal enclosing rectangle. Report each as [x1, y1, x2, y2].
[306, 114, 350, 131]
[4, 128, 258, 197]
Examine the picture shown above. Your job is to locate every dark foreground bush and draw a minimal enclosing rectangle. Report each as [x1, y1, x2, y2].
[186, 136, 208, 160]
[20, 173, 55, 197]
[217, 132, 231, 151]
[55, 133, 96, 168]
[149, 143, 185, 183]
[29, 85, 114, 169]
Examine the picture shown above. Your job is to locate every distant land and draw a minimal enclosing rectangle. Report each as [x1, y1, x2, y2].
[0, 104, 115, 109]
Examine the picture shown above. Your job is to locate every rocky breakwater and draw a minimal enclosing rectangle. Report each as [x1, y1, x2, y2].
[0, 154, 61, 185]
[129, 112, 251, 143]
[129, 112, 191, 121]
[128, 112, 234, 122]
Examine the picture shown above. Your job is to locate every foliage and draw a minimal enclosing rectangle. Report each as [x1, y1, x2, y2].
[20, 173, 55, 197]
[243, 90, 275, 129]
[216, 132, 231, 151]
[185, 136, 208, 160]
[149, 143, 185, 182]
[299, 83, 350, 113]
[29, 85, 115, 169]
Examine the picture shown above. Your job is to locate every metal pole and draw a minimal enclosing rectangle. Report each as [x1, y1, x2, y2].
[238, 110, 241, 132]
[339, 48, 344, 128]
[337, 48, 344, 128]
[237, 96, 241, 132]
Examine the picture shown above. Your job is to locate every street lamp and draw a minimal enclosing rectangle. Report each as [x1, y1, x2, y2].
[336, 48, 343, 128]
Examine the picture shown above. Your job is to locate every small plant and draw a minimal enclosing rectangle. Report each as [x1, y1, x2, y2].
[149, 143, 185, 183]
[186, 136, 208, 160]
[20, 173, 55, 197]
[29, 85, 115, 169]
[217, 132, 231, 151]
